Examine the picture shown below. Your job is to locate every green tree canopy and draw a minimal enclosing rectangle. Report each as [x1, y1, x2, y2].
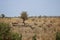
[21, 11, 28, 25]
[1, 14, 5, 18]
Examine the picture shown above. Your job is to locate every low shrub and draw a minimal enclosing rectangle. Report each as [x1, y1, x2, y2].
[0, 22, 22, 40]
[56, 31, 60, 40]
[10, 33, 22, 40]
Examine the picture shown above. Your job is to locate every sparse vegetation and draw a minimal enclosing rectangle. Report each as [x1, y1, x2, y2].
[0, 15, 60, 40]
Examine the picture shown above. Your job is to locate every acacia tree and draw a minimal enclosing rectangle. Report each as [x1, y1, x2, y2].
[38, 15, 41, 18]
[21, 11, 28, 25]
[1, 14, 5, 18]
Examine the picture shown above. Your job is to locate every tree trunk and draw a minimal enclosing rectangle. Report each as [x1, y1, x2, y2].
[23, 19, 25, 26]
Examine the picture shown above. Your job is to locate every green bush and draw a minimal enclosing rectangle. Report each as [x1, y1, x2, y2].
[10, 33, 22, 40]
[0, 22, 11, 40]
[32, 34, 36, 40]
[56, 32, 60, 40]
[0, 22, 22, 40]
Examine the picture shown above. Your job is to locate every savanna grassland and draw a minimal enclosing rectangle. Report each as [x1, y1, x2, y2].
[0, 17, 60, 40]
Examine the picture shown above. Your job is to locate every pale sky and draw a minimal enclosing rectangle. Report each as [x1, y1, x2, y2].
[0, 0, 60, 17]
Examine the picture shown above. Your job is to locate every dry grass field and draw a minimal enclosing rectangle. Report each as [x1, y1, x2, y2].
[0, 17, 60, 40]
